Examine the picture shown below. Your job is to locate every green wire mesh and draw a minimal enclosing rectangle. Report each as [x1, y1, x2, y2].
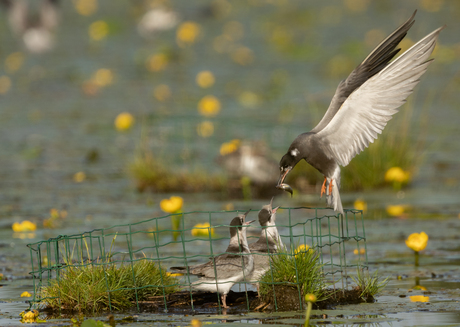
[27, 207, 367, 313]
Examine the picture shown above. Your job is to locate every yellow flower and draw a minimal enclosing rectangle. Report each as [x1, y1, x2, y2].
[21, 291, 32, 297]
[409, 295, 429, 303]
[114, 112, 135, 131]
[353, 198, 367, 213]
[160, 196, 183, 214]
[294, 244, 312, 257]
[196, 71, 215, 88]
[0, 75, 12, 94]
[384, 167, 410, 183]
[190, 319, 202, 327]
[12, 221, 37, 232]
[73, 171, 86, 183]
[344, 0, 370, 12]
[405, 232, 428, 252]
[219, 139, 240, 156]
[198, 95, 221, 117]
[238, 91, 259, 108]
[153, 84, 171, 102]
[223, 203, 234, 211]
[386, 205, 405, 217]
[20, 309, 42, 323]
[421, 0, 444, 12]
[74, 0, 97, 16]
[167, 272, 183, 277]
[353, 248, 366, 255]
[93, 68, 114, 87]
[304, 293, 317, 303]
[231, 46, 254, 65]
[176, 21, 200, 46]
[191, 223, 215, 237]
[89, 20, 109, 41]
[146, 53, 169, 72]
[5, 52, 25, 73]
[412, 285, 427, 291]
[196, 121, 214, 138]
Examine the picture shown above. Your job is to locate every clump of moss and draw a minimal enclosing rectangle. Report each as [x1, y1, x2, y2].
[258, 246, 329, 310]
[41, 259, 179, 313]
[129, 151, 227, 193]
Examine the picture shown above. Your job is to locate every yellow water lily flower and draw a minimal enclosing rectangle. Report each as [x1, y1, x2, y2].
[196, 121, 214, 138]
[73, 171, 86, 183]
[21, 291, 32, 297]
[114, 112, 135, 131]
[353, 248, 366, 255]
[190, 319, 202, 327]
[19, 309, 44, 323]
[385, 167, 410, 183]
[0, 75, 12, 94]
[89, 20, 109, 41]
[167, 272, 183, 277]
[196, 71, 215, 88]
[12, 221, 37, 232]
[160, 196, 183, 214]
[219, 139, 240, 156]
[386, 205, 405, 217]
[176, 21, 200, 46]
[353, 198, 367, 213]
[409, 295, 429, 303]
[198, 95, 221, 117]
[405, 232, 428, 252]
[304, 293, 317, 303]
[191, 223, 215, 237]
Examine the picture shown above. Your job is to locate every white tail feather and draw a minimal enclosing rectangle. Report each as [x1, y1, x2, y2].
[325, 170, 343, 215]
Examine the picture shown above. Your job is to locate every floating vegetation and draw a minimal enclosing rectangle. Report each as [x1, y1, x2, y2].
[41, 258, 179, 313]
[128, 149, 226, 193]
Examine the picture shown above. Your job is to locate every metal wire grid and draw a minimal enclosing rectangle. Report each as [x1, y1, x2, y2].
[27, 207, 367, 312]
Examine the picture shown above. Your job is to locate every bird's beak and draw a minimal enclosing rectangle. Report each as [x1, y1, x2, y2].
[277, 168, 291, 186]
[242, 209, 251, 218]
[244, 219, 256, 226]
[276, 169, 293, 196]
[272, 206, 280, 214]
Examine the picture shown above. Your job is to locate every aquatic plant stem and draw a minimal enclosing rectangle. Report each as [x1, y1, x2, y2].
[304, 301, 312, 326]
[414, 251, 419, 267]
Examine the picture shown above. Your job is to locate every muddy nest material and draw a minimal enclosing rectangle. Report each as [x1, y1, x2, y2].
[255, 285, 375, 311]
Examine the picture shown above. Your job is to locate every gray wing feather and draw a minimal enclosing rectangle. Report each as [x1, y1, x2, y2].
[311, 11, 416, 133]
[315, 27, 443, 167]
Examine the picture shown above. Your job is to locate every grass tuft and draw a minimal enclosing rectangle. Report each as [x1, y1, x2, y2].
[128, 150, 226, 193]
[351, 268, 389, 301]
[259, 246, 329, 305]
[41, 258, 180, 313]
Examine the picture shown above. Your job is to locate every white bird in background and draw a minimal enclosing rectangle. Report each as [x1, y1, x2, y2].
[137, 6, 179, 38]
[1, 0, 60, 54]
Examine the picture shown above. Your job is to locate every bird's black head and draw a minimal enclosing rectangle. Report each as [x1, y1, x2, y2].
[258, 197, 279, 226]
[229, 210, 254, 238]
[277, 147, 302, 187]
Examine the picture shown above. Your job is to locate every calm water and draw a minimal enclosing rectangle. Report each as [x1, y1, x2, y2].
[1, 0, 460, 326]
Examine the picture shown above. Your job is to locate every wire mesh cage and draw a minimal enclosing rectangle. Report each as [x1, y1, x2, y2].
[27, 207, 367, 313]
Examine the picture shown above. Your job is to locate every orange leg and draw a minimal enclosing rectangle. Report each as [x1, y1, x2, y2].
[329, 179, 334, 196]
[320, 177, 327, 198]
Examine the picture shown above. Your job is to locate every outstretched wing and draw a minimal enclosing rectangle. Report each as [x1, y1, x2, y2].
[311, 11, 416, 133]
[315, 27, 443, 167]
